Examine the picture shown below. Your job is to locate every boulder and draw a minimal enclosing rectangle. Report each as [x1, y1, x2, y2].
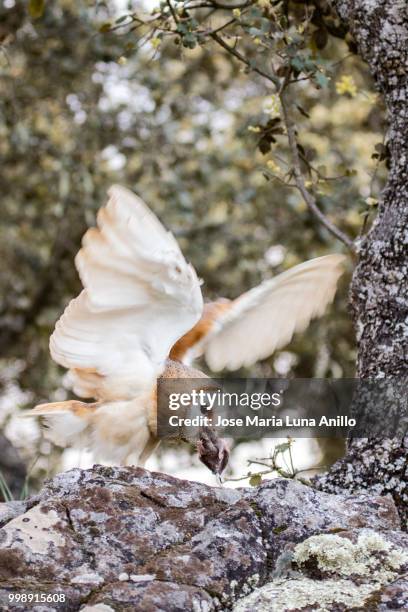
[0, 466, 404, 611]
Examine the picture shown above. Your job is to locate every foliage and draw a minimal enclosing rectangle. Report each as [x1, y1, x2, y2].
[0, 470, 14, 502]
[226, 437, 320, 485]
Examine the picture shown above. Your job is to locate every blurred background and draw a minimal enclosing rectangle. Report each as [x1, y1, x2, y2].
[0, 0, 387, 497]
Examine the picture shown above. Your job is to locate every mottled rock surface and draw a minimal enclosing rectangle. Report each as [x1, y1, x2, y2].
[0, 466, 405, 611]
[234, 529, 408, 611]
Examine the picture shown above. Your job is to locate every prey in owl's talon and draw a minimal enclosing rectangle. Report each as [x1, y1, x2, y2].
[197, 428, 229, 477]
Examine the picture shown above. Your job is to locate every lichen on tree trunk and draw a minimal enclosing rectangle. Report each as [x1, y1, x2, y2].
[316, 0, 408, 526]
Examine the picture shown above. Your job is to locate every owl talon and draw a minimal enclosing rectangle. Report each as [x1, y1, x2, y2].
[197, 428, 229, 476]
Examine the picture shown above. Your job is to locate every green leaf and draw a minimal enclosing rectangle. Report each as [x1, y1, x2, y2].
[28, 0, 45, 19]
[99, 22, 112, 33]
[248, 7, 262, 18]
[314, 72, 329, 88]
[258, 136, 272, 155]
[248, 27, 264, 37]
[176, 22, 188, 35]
[182, 32, 197, 49]
[304, 59, 316, 72]
[291, 56, 304, 72]
[249, 474, 262, 487]
[274, 441, 291, 454]
[0, 470, 13, 502]
[260, 18, 272, 33]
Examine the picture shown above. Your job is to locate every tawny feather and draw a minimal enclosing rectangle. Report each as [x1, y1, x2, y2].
[170, 300, 232, 362]
[28, 397, 157, 465]
[26, 400, 97, 449]
[172, 254, 346, 371]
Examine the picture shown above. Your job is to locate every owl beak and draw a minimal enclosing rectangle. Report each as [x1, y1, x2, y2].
[197, 428, 230, 476]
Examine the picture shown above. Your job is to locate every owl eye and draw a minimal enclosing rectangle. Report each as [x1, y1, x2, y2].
[175, 265, 182, 274]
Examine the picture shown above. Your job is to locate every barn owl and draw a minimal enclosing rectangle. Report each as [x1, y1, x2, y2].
[28, 185, 346, 474]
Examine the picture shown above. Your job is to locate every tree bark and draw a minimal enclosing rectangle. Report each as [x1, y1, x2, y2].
[316, 0, 408, 526]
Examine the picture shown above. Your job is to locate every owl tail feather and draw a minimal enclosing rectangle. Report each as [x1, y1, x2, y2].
[24, 400, 99, 448]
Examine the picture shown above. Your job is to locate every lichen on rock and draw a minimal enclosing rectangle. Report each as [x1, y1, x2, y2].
[293, 530, 408, 582]
[234, 528, 408, 611]
[233, 577, 376, 611]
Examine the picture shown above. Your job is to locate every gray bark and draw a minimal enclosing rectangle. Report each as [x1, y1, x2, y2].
[316, 0, 408, 526]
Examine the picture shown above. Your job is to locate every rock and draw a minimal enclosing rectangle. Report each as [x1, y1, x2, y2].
[0, 466, 404, 611]
[241, 478, 400, 566]
[233, 577, 376, 611]
[0, 500, 30, 528]
[233, 529, 408, 611]
[84, 581, 215, 612]
[376, 576, 408, 610]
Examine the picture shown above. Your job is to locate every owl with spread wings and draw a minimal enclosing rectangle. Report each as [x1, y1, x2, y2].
[28, 186, 346, 474]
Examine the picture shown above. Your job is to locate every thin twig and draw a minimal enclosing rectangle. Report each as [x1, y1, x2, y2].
[186, 1, 252, 9]
[208, 18, 236, 35]
[279, 82, 355, 253]
[263, 172, 297, 188]
[208, 34, 353, 251]
[226, 468, 275, 482]
[166, 0, 179, 24]
[209, 31, 280, 88]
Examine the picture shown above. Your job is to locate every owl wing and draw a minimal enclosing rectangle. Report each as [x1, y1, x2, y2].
[50, 185, 203, 400]
[198, 254, 346, 371]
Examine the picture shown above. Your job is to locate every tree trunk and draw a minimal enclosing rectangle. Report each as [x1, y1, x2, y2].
[316, 0, 408, 526]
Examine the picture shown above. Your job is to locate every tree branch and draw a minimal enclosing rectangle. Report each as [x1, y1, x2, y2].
[209, 31, 280, 88]
[161, 8, 355, 253]
[279, 84, 356, 253]
[166, 0, 179, 24]
[186, 1, 253, 9]
[209, 32, 354, 252]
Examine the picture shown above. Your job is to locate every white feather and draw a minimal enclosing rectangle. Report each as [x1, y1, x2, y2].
[50, 185, 203, 400]
[29, 398, 157, 465]
[203, 254, 346, 371]
[90, 397, 156, 465]
[39, 412, 88, 448]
